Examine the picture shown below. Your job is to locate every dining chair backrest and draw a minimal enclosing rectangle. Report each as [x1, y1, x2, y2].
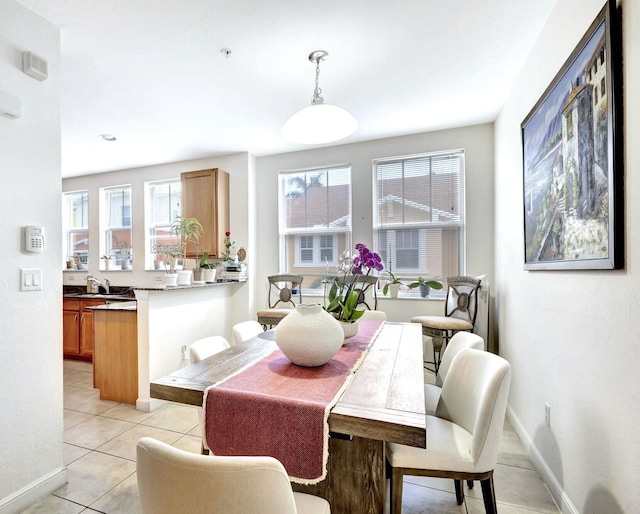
[436, 349, 511, 471]
[136, 437, 329, 514]
[232, 320, 264, 345]
[359, 310, 387, 321]
[190, 336, 231, 364]
[267, 274, 303, 309]
[444, 276, 481, 325]
[434, 331, 484, 387]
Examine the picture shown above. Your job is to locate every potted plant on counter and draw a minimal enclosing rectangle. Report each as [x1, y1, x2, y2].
[152, 241, 181, 286]
[408, 277, 443, 297]
[198, 252, 219, 283]
[170, 216, 204, 285]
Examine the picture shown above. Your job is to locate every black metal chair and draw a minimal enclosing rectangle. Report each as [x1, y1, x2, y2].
[411, 276, 481, 374]
[256, 274, 303, 329]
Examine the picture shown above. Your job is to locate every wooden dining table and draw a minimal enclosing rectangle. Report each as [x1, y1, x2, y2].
[150, 321, 426, 514]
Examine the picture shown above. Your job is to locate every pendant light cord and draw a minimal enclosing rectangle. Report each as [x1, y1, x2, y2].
[312, 57, 324, 105]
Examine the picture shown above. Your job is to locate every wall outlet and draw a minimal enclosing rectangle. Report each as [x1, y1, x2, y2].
[181, 345, 188, 360]
[544, 402, 551, 428]
[68, 275, 75, 281]
[155, 275, 163, 282]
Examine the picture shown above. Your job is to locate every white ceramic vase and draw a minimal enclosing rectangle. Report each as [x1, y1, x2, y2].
[164, 273, 178, 287]
[176, 270, 192, 285]
[339, 320, 359, 341]
[204, 268, 217, 283]
[275, 304, 344, 367]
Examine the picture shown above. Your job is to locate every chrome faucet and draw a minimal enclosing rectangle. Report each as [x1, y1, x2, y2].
[87, 275, 109, 294]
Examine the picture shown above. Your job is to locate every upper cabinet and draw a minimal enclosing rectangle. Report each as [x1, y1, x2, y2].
[181, 168, 230, 259]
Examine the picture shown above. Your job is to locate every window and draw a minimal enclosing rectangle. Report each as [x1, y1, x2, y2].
[279, 166, 352, 291]
[62, 191, 89, 269]
[101, 185, 132, 270]
[374, 151, 464, 282]
[145, 179, 181, 269]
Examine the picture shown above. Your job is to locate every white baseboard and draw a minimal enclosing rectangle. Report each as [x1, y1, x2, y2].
[0, 467, 67, 514]
[506, 406, 578, 514]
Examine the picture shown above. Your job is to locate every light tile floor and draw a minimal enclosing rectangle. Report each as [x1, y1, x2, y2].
[22, 360, 560, 514]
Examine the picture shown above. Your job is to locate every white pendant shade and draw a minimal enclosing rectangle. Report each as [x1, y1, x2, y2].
[281, 103, 358, 145]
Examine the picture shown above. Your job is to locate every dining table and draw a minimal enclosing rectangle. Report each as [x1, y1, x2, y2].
[150, 320, 426, 514]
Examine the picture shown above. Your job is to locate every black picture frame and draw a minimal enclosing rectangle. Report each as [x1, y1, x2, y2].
[521, 0, 623, 270]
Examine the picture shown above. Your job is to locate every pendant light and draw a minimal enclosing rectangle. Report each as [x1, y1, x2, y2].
[281, 50, 358, 145]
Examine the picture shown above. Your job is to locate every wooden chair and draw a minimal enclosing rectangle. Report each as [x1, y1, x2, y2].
[137, 437, 331, 514]
[411, 276, 481, 374]
[386, 349, 511, 514]
[256, 274, 303, 329]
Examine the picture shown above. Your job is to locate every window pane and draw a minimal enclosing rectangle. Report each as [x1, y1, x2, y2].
[374, 151, 464, 281]
[102, 185, 133, 269]
[62, 191, 89, 268]
[279, 166, 352, 290]
[146, 179, 181, 269]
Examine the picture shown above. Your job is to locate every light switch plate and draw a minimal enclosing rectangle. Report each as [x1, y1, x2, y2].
[20, 268, 42, 291]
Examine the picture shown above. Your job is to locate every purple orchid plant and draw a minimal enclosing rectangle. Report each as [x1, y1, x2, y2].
[325, 243, 384, 322]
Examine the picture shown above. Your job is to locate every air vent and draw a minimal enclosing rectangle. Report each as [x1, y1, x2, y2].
[22, 51, 48, 81]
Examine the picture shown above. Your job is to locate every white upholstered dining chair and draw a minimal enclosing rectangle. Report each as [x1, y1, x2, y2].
[386, 348, 511, 514]
[423, 331, 484, 415]
[136, 437, 331, 514]
[232, 320, 264, 345]
[189, 335, 231, 364]
[189, 335, 231, 454]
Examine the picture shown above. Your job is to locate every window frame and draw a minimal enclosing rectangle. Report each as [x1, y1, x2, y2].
[100, 185, 133, 270]
[278, 165, 352, 294]
[62, 190, 89, 270]
[144, 178, 182, 270]
[373, 150, 466, 291]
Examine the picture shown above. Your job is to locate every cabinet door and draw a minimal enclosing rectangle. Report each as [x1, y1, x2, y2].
[63, 310, 80, 355]
[181, 168, 229, 258]
[80, 300, 106, 358]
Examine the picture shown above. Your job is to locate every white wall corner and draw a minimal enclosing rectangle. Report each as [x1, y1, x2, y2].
[506, 406, 578, 514]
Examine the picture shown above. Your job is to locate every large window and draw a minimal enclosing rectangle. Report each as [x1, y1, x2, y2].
[62, 190, 89, 270]
[101, 185, 132, 270]
[374, 151, 464, 282]
[145, 179, 181, 269]
[279, 166, 352, 291]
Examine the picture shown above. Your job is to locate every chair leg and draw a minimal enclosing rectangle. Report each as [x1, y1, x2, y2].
[389, 466, 404, 514]
[454, 479, 465, 505]
[480, 475, 497, 514]
[467, 479, 474, 489]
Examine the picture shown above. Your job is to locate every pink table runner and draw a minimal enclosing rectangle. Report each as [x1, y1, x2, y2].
[204, 319, 383, 484]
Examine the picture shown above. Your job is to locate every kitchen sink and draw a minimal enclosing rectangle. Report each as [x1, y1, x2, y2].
[64, 293, 133, 300]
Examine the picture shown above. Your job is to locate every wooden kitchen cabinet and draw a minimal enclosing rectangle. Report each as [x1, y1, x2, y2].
[63, 298, 106, 361]
[181, 168, 229, 259]
[93, 309, 138, 404]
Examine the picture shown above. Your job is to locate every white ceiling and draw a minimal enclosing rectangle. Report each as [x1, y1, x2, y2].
[18, 0, 557, 178]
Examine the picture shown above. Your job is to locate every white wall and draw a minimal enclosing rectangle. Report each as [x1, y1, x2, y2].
[255, 124, 496, 336]
[494, 0, 637, 512]
[0, 2, 65, 511]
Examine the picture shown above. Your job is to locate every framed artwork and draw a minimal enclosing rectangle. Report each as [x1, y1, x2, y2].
[521, 0, 623, 270]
